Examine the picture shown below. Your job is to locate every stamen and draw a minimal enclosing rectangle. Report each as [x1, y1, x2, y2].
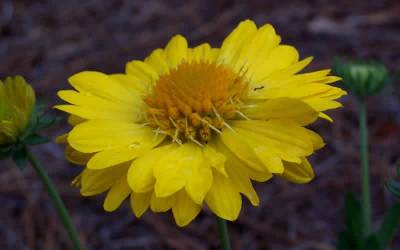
[169, 117, 179, 129]
[189, 136, 204, 147]
[172, 128, 181, 144]
[196, 116, 221, 134]
[236, 110, 250, 120]
[153, 127, 161, 138]
[145, 61, 248, 146]
[211, 105, 223, 120]
[151, 113, 164, 128]
[223, 121, 236, 133]
[152, 129, 170, 136]
[241, 104, 257, 108]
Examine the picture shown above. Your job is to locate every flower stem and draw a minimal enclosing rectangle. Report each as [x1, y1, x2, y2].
[216, 217, 231, 250]
[26, 149, 85, 250]
[358, 98, 372, 236]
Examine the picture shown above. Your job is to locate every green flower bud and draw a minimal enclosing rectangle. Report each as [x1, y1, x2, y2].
[0, 76, 58, 168]
[333, 59, 391, 98]
[0, 76, 36, 144]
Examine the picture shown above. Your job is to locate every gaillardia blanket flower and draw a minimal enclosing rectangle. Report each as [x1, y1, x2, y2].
[56, 20, 346, 226]
[0, 76, 35, 145]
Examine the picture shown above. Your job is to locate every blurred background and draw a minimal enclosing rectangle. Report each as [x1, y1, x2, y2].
[1, 0, 400, 249]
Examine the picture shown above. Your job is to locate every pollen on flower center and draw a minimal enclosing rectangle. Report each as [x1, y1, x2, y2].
[145, 61, 248, 145]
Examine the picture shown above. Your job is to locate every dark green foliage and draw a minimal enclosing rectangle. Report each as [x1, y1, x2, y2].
[344, 193, 363, 247]
[333, 58, 392, 98]
[386, 163, 400, 197]
[361, 235, 381, 250]
[337, 193, 363, 250]
[377, 204, 400, 247]
[386, 181, 400, 198]
[337, 193, 400, 250]
[0, 102, 59, 169]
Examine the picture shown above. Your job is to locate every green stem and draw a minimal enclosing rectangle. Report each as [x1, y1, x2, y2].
[359, 98, 372, 236]
[216, 217, 231, 250]
[27, 149, 85, 250]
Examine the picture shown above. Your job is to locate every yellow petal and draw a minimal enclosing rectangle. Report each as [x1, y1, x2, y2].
[55, 104, 135, 123]
[172, 190, 201, 227]
[205, 171, 242, 221]
[218, 20, 257, 66]
[68, 115, 85, 126]
[68, 71, 139, 105]
[125, 60, 159, 84]
[272, 57, 313, 77]
[216, 140, 261, 206]
[304, 99, 343, 111]
[127, 145, 172, 193]
[203, 144, 227, 177]
[68, 120, 157, 153]
[220, 129, 266, 172]
[87, 147, 142, 170]
[185, 155, 213, 204]
[216, 138, 272, 182]
[65, 145, 92, 165]
[110, 74, 151, 96]
[153, 144, 187, 198]
[103, 175, 131, 212]
[319, 112, 333, 122]
[249, 74, 346, 113]
[57, 90, 144, 122]
[150, 193, 174, 212]
[226, 161, 260, 206]
[87, 133, 164, 169]
[153, 143, 212, 202]
[144, 48, 169, 76]
[269, 68, 331, 83]
[130, 192, 152, 218]
[190, 43, 218, 63]
[252, 45, 299, 81]
[232, 120, 315, 164]
[232, 23, 281, 76]
[164, 35, 188, 69]
[223, 127, 285, 173]
[305, 129, 325, 150]
[56, 134, 68, 144]
[80, 165, 128, 196]
[242, 98, 318, 126]
[280, 157, 315, 184]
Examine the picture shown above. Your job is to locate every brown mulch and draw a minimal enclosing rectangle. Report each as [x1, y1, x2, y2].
[1, 0, 400, 249]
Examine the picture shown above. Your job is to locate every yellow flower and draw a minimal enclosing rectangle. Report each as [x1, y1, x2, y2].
[0, 76, 36, 145]
[56, 20, 346, 226]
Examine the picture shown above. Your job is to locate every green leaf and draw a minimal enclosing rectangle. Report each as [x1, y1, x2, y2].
[385, 180, 400, 197]
[32, 100, 47, 117]
[397, 162, 400, 177]
[36, 115, 57, 130]
[0, 147, 12, 160]
[377, 203, 400, 248]
[361, 234, 382, 250]
[344, 192, 363, 247]
[23, 134, 49, 145]
[0, 145, 12, 153]
[337, 231, 355, 250]
[12, 146, 28, 170]
[22, 114, 39, 139]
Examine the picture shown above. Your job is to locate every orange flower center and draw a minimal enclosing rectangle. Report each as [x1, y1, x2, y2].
[145, 61, 247, 145]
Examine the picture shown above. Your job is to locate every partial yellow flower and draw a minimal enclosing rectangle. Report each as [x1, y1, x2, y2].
[56, 20, 346, 226]
[0, 76, 36, 145]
